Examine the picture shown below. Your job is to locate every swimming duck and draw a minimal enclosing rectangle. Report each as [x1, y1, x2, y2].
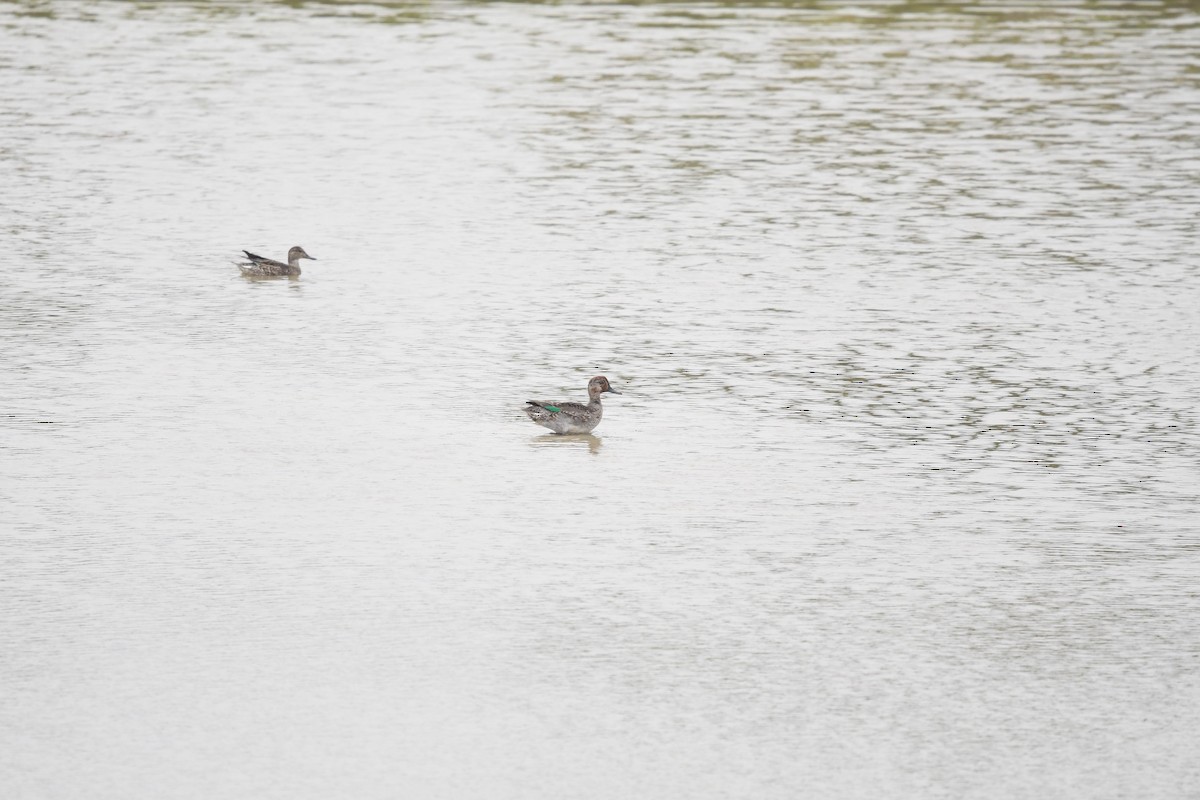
[524, 376, 622, 434]
[237, 246, 316, 277]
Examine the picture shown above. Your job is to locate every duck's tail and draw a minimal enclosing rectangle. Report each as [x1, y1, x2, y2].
[524, 401, 561, 421]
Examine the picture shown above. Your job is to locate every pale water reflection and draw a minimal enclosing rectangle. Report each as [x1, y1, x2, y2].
[531, 433, 605, 455]
[1, 1, 1198, 799]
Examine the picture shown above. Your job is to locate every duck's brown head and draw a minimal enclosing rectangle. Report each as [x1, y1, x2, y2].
[288, 246, 316, 262]
[588, 375, 621, 399]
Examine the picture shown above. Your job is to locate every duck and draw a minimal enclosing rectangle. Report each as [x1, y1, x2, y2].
[237, 246, 316, 277]
[524, 376, 622, 434]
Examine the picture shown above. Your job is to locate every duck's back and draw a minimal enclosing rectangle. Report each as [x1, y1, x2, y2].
[524, 400, 601, 434]
[238, 251, 297, 276]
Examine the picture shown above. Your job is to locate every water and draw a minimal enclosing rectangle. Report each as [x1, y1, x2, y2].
[2, 1, 1199, 797]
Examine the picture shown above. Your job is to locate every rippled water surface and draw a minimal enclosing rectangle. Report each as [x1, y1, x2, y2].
[2, 1, 1199, 797]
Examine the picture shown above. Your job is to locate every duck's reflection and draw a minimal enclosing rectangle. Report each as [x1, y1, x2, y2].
[530, 433, 603, 455]
[237, 273, 303, 285]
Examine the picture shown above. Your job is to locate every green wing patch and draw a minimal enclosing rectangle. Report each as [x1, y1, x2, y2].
[544, 405, 561, 413]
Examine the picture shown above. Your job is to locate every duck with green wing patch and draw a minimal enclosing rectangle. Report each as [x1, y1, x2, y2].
[524, 376, 622, 434]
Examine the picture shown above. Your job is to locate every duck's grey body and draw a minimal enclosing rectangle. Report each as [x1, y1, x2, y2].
[524, 376, 621, 435]
[237, 246, 316, 277]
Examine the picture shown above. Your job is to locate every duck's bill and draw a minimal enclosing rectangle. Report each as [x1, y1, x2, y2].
[607, 386, 622, 394]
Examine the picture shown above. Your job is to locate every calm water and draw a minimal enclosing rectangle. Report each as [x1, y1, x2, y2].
[2, 1, 1199, 797]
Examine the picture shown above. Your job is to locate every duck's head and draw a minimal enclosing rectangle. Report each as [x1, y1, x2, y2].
[588, 375, 621, 398]
[288, 246, 316, 262]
